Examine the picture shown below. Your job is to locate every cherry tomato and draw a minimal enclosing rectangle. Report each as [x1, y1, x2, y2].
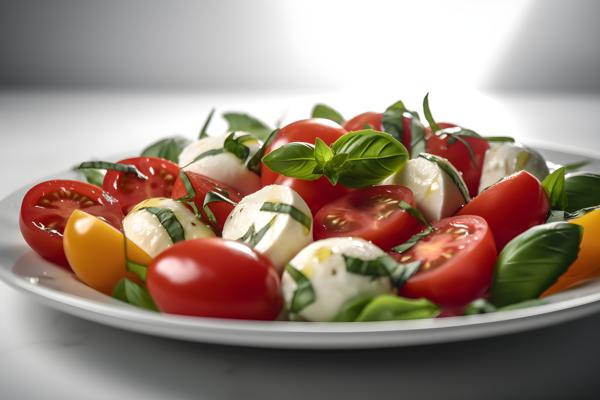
[426, 128, 489, 197]
[274, 175, 349, 215]
[343, 112, 383, 131]
[314, 185, 423, 250]
[103, 157, 180, 214]
[457, 171, 549, 250]
[260, 119, 346, 186]
[147, 238, 282, 320]
[171, 171, 242, 234]
[394, 215, 497, 307]
[19, 180, 123, 267]
[424, 122, 457, 140]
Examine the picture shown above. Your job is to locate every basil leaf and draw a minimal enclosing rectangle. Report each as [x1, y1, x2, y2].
[199, 108, 215, 139]
[484, 136, 515, 143]
[182, 148, 225, 168]
[223, 112, 272, 141]
[542, 167, 568, 210]
[398, 200, 430, 227]
[565, 205, 600, 220]
[126, 261, 148, 282]
[442, 127, 481, 167]
[247, 128, 279, 175]
[391, 226, 435, 254]
[260, 202, 312, 230]
[418, 153, 470, 202]
[77, 167, 104, 187]
[330, 129, 408, 187]
[176, 171, 196, 201]
[410, 117, 426, 158]
[262, 142, 321, 180]
[112, 278, 158, 311]
[491, 222, 583, 307]
[314, 137, 334, 167]
[563, 159, 591, 172]
[331, 294, 375, 322]
[141, 136, 191, 162]
[422, 93, 441, 133]
[565, 173, 600, 213]
[238, 216, 277, 248]
[464, 298, 497, 315]
[343, 254, 419, 288]
[499, 298, 548, 311]
[311, 103, 344, 124]
[141, 207, 186, 243]
[223, 133, 251, 162]
[381, 100, 408, 144]
[203, 190, 237, 226]
[355, 295, 440, 321]
[78, 161, 148, 180]
[285, 264, 316, 314]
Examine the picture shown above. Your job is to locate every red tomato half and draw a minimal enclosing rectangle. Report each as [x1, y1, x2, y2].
[274, 175, 349, 215]
[394, 215, 497, 307]
[343, 112, 383, 131]
[457, 170, 549, 250]
[314, 185, 423, 250]
[147, 238, 282, 320]
[19, 180, 123, 267]
[103, 157, 180, 214]
[171, 171, 242, 234]
[260, 119, 346, 186]
[426, 128, 489, 197]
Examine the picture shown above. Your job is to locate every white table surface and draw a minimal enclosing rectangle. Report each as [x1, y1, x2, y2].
[1, 89, 600, 399]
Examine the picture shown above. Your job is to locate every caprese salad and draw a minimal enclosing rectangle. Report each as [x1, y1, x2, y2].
[18, 95, 600, 322]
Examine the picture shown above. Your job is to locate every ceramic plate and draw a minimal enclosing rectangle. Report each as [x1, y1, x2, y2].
[1, 147, 599, 349]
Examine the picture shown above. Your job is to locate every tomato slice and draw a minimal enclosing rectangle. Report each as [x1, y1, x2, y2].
[19, 180, 123, 267]
[314, 185, 423, 250]
[457, 171, 549, 250]
[274, 175, 349, 215]
[343, 112, 383, 131]
[103, 157, 180, 214]
[260, 119, 347, 186]
[392, 215, 497, 307]
[171, 171, 242, 234]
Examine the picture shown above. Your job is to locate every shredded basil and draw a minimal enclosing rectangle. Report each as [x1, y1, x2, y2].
[422, 93, 441, 133]
[260, 202, 312, 230]
[141, 207, 186, 243]
[484, 136, 515, 143]
[223, 132, 252, 162]
[418, 153, 471, 202]
[285, 264, 316, 314]
[182, 148, 225, 168]
[78, 161, 148, 180]
[398, 200, 430, 227]
[391, 226, 435, 254]
[203, 190, 237, 226]
[343, 254, 421, 288]
[199, 108, 215, 139]
[247, 128, 279, 174]
[238, 216, 277, 248]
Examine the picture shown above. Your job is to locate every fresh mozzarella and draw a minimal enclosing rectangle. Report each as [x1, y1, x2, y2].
[123, 197, 214, 257]
[382, 157, 466, 222]
[478, 142, 549, 193]
[178, 132, 262, 195]
[222, 185, 313, 271]
[281, 237, 394, 322]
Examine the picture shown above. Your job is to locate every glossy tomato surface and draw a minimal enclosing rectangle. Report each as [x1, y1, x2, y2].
[274, 175, 349, 215]
[103, 157, 180, 214]
[457, 171, 549, 250]
[394, 215, 497, 307]
[343, 112, 383, 131]
[19, 180, 123, 267]
[260, 118, 346, 186]
[171, 171, 242, 234]
[147, 238, 283, 320]
[314, 185, 423, 250]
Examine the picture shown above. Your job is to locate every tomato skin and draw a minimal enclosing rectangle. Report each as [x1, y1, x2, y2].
[147, 238, 283, 320]
[426, 129, 489, 197]
[274, 175, 349, 215]
[103, 157, 180, 214]
[424, 122, 457, 140]
[457, 171, 550, 250]
[396, 215, 497, 307]
[171, 171, 242, 234]
[19, 180, 123, 267]
[314, 185, 423, 250]
[260, 119, 346, 186]
[343, 112, 383, 131]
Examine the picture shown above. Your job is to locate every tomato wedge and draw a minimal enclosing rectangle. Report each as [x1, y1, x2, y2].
[171, 171, 242, 234]
[314, 185, 423, 250]
[19, 180, 123, 267]
[392, 215, 497, 307]
[103, 157, 179, 214]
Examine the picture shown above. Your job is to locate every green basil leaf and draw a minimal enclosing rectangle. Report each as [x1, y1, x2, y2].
[563, 159, 592, 172]
[330, 129, 409, 187]
[542, 167, 568, 210]
[260, 202, 312, 230]
[381, 100, 408, 144]
[343, 254, 390, 277]
[77, 167, 104, 187]
[418, 153, 470, 202]
[223, 132, 251, 162]
[223, 112, 272, 141]
[311, 103, 344, 124]
[141, 136, 191, 162]
[391, 226, 435, 254]
[141, 207, 186, 243]
[443, 127, 481, 168]
[491, 222, 583, 307]
[78, 161, 148, 180]
[422, 93, 441, 133]
[355, 295, 440, 321]
[238, 216, 277, 248]
[410, 117, 426, 158]
[331, 294, 375, 322]
[398, 200, 430, 227]
[199, 108, 215, 139]
[565, 205, 600, 220]
[499, 298, 548, 311]
[175, 171, 196, 201]
[112, 278, 158, 311]
[247, 128, 279, 175]
[262, 142, 321, 180]
[314, 137, 334, 167]
[126, 261, 148, 282]
[565, 173, 600, 213]
[182, 148, 225, 168]
[463, 298, 497, 315]
[285, 263, 316, 314]
[483, 136, 515, 143]
[203, 190, 237, 226]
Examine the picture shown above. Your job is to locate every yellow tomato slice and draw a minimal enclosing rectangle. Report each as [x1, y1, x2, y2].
[63, 209, 152, 294]
[543, 208, 600, 296]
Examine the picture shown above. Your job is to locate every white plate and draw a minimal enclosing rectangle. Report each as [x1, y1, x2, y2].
[1, 147, 599, 349]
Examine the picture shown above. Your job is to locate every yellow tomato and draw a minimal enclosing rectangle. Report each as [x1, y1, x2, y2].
[63, 210, 152, 294]
[543, 208, 600, 296]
